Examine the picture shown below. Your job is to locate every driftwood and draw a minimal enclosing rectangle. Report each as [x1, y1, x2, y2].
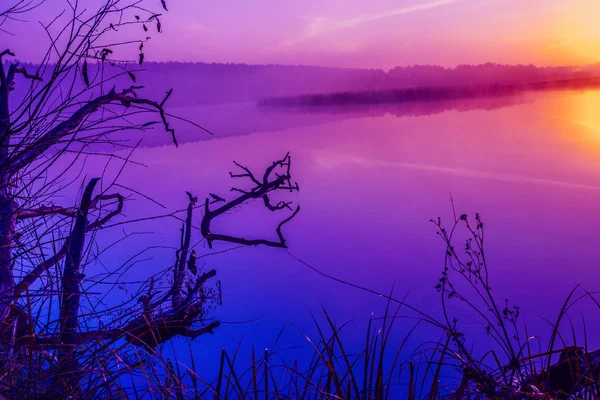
[0, 150, 300, 397]
[11, 186, 220, 348]
[2, 185, 223, 398]
[6, 152, 301, 353]
[201, 152, 300, 249]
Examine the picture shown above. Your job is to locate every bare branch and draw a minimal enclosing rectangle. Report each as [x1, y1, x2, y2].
[230, 160, 261, 186]
[10, 86, 177, 173]
[13, 240, 69, 297]
[209, 193, 225, 204]
[14, 66, 42, 81]
[14, 184, 124, 296]
[88, 193, 124, 229]
[201, 153, 300, 249]
[16, 205, 77, 219]
[172, 192, 196, 308]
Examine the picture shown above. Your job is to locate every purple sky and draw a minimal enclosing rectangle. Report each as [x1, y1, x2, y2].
[6, 0, 600, 69]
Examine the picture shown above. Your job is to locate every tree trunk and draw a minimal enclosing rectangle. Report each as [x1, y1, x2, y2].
[55, 178, 99, 396]
[0, 180, 15, 324]
[0, 62, 14, 324]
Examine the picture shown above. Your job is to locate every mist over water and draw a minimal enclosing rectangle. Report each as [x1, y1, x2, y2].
[74, 89, 600, 386]
[7, 0, 600, 396]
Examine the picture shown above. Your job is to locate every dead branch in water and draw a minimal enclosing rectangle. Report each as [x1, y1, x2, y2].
[201, 152, 300, 249]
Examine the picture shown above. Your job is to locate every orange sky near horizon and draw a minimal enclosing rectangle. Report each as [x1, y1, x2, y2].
[147, 0, 600, 69]
[5, 0, 600, 69]
[530, 0, 600, 67]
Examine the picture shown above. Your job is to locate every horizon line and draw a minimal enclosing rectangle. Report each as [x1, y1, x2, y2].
[34, 59, 596, 73]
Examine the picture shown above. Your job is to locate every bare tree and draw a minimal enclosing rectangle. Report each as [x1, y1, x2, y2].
[0, 1, 43, 32]
[0, 1, 300, 397]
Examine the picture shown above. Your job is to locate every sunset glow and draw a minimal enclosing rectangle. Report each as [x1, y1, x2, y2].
[5, 0, 600, 69]
[5, 0, 600, 397]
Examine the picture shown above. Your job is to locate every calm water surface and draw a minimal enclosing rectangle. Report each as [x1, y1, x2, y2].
[80, 89, 600, 382]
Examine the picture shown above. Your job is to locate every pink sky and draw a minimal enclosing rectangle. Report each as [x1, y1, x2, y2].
[6, 0, 600, 69]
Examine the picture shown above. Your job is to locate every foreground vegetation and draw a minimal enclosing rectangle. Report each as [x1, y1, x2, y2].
[137, 213, 597, 400]
[2, 1, 598, 399]
[80, 212, 600, 399]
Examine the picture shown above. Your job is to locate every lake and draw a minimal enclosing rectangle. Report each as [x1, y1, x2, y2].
[77, 88, 600, 390]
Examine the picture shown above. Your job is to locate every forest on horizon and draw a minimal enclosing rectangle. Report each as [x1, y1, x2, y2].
[9, 60, 592, 106]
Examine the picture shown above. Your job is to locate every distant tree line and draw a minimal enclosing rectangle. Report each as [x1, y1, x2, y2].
[35, 61, 595, 107]
[259, 76, 600, 107]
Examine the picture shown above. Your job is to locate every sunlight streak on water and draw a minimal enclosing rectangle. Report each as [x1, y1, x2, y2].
[543, 90, 600, 159]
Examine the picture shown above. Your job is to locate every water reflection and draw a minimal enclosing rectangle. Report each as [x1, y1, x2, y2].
[85, 89, 600, 379]
[543, 91, 600, 159]
[136, 93, 535, 147]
